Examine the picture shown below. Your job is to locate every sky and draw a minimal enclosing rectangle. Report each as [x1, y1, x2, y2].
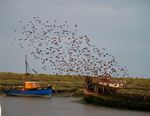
[0, 0, 150, 77]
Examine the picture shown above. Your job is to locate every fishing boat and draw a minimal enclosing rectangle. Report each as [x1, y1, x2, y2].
[3, 55, 53, 97]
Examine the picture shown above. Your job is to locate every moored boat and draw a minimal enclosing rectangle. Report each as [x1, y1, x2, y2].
[3, 55, 53, 97]
[83, 76, 150, 111]
[3, 86, 52, 97]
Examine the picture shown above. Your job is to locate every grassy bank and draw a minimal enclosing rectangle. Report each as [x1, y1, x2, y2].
[83, 95, 150, 111]
[1, 72, 150, 96]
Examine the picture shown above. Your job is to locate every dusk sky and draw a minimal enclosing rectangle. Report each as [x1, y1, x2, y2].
[0, 0, 150, 77]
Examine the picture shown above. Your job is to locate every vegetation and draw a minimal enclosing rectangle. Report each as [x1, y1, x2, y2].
[83, 95, 150, 111]
[117, 77, 150, 96]
[1, 72, 150, 96]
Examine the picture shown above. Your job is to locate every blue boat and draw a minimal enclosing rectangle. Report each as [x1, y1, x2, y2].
[3, 86, 53, 97]
[3, 55, 53, 97]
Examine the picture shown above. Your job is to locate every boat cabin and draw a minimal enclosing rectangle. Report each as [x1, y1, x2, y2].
[24, 81, 41, 89]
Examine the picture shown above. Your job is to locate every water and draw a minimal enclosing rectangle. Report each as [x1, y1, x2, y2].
[0, 96, 149, 116]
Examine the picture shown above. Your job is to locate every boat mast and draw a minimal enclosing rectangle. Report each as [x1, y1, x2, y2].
[22, 54, 27, 89]
[25, 54, 28, 79]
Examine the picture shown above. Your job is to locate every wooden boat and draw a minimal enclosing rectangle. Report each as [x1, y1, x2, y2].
[3, 55, 53, 97]
[83, 77, 150, 111]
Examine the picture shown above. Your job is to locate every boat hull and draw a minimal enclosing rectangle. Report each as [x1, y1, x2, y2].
[3, 87, 53, 97]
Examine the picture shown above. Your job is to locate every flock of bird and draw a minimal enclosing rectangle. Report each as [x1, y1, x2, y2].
[13, 17, 129, 77]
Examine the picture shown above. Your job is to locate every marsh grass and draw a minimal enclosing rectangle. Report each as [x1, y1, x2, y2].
[0, 72, 150, 97]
